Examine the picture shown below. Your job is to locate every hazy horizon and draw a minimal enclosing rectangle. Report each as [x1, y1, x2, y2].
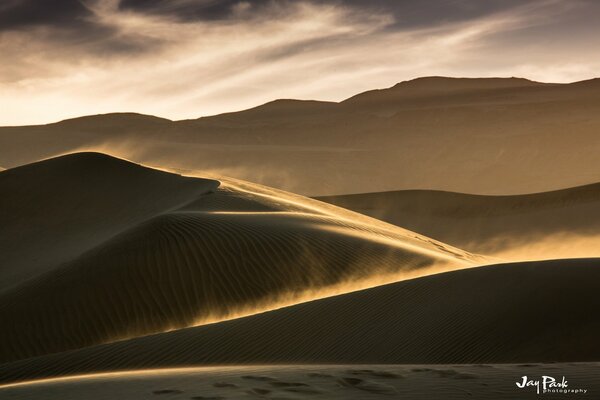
[2, 0, 600, 125]
[2, 74, 597, 127]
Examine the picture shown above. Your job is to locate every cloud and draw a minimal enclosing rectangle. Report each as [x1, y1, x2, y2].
[0, 0, 599, 125]
[115, 0, 529, 28]
[0, 0, 91, 30]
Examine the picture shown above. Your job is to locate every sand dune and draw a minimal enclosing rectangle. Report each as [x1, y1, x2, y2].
[0, 258, 597, 384]
[1, 363, 597, 399]
[2, 77, 600, 195]
[0, 152, 218, 291]
[0, 152, 477, 363]
[317, 184, 600, 259]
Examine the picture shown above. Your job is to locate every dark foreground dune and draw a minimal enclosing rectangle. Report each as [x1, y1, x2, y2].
[0, 152, 477, 363]
[1, 258, 598, 384]
[317, 185, 600, 258]
[1, 363, 596, 399]
[0, 152, 219, 291]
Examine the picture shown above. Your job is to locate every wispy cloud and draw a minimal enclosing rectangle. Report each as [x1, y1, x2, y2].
[0, 0, 598, 125]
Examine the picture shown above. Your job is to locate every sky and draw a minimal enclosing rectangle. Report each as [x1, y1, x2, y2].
[1, 0, 599, 125]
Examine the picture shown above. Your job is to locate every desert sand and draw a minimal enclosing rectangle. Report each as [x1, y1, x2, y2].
[2, 77, 600, 398]
[0, 153, 478, 363]
[0, 152, 598, 399]
[2, 77, 600, 196]
[317, 185, 600, 259]
[0, 152, 219, 291]
[1, 257, 598, 385]
[1, 364, 597, 399]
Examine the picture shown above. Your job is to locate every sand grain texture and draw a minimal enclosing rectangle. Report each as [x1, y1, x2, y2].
[1, 258, 598, 384]
[2, 364, 598, 400]
[0, 153, 476, 363]
[317, 185, 600, 258]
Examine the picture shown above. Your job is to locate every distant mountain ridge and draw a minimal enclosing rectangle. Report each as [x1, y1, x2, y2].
[29, 76, 565, 125]
[343, 76, 548, 103]
[1, 76, 600, 196]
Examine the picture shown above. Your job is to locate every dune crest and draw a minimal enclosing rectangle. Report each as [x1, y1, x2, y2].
[317, 185, 600, 260]
[0, 152, 479, 363]
[1, 258, 598, 384]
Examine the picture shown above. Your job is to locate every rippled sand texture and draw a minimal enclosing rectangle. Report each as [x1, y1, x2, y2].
[1, 364, 598, 400]
[1, 258, 598, 384]
[0, 153, 478, 363]
[317, 185, 600, 259]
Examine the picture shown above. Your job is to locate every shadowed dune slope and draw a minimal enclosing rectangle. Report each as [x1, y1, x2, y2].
[0, 152, 219, 290]
[2, 77, 600, 195]
[0, 153, 478, 363]
[1, 258, 598, 384]
[316, 184, 600, 257]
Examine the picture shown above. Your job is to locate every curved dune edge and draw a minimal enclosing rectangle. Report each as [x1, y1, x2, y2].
[1, 258, 598, 384]
[316, 185, 600, 260]
[0, 152, 220, 291]
[0, 152, 482, 363]
[1, 363, 599, 399]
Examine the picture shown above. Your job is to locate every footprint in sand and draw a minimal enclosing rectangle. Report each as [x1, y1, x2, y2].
[242, 375, 277, 382]
[269, 381, 322, 395]
[246, 387, 272, 397]
[283, 386, 323, 395]
[337, 377, 398, 395]
[347, 369, 402, 379]
[213, 382, 238, 388]
[306, 372, 333, 378]
[268, 381, 309, 388]
[153, 389, 184, 395]
[189, 396, 225, 400]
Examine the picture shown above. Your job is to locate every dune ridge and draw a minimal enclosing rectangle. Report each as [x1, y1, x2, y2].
[0, 152, 478, 363]
[2, 77, 600, 195]
[316, 184, 600, 259]
[0, 152, 219, 291]
[1, 258, 598, 385]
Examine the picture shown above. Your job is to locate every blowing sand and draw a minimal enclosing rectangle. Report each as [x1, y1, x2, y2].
[1, 258, 598, 385]
[317, 185, 600, 260]
[0, 152, 479, 363]
[1, 151, 598, 399]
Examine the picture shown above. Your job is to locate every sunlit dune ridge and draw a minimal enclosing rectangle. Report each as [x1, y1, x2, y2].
[3, 363, 599, 400]
[317, 186, 600, 260]
[0, 152, 482, 363]
[2, 258, 599, 385]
